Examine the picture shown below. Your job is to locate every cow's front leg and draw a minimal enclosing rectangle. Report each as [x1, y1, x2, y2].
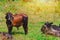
[8, 25, 13, 34]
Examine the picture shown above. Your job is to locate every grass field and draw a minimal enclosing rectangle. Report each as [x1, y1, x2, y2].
[0, 0, 60, 40]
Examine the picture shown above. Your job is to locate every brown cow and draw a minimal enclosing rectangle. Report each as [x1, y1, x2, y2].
[5, 12, 28, 35]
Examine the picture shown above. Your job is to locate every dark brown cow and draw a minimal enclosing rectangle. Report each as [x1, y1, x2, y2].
[5, 12, 28, 35]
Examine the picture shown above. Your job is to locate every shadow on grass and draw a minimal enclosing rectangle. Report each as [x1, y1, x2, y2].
[12, 32, 24, 35]
[0, 31, 25, 35]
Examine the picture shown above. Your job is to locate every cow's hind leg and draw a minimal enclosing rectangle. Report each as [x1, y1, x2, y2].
[23, 16, 28, 35]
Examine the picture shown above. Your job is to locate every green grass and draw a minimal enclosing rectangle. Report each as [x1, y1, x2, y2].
[0, 21, 60, 40]
[0, 0, 60, 40]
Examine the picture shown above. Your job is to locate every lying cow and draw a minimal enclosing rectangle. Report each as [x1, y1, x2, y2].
[41, 22, 60, 37]
[0, 32, 13, 40]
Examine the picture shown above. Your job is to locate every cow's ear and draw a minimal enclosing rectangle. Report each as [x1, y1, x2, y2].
[50, 22, 53, 24]
[5, 15, 7, 19]
[5, 13, 8, 19]
[59, 24, 60, 26]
